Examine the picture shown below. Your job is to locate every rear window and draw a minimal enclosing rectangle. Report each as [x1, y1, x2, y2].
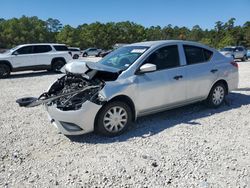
[69, 48, 80, 51]
[184, 45, 213, 65]
[34, 45, 52, 53]
[53, 45, 68, 51]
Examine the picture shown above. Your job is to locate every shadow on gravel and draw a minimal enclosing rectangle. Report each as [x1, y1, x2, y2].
[67, 92, 250, 144]
[5, 71, 59, 79]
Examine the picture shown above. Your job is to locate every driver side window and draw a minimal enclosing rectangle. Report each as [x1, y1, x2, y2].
[144, 45, 180, 70]
[14, 46, 33, 55]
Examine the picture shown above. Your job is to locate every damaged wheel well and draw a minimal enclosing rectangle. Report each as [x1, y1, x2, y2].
[94, 95, 136, 131]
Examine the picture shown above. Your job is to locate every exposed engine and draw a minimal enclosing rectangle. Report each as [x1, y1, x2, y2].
[43, 73, 104, 111]
[16, 61, 120, 110]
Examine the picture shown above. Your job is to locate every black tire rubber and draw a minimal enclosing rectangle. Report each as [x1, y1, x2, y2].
[95, 101, 132, 137]
[241, 55, 247, 62]
[206, 82, 226, 108]
[0, 64, 11, 78]
[83, 53, 87, 57]
[51, 60, 65, 72]
[73, 54, 79, 59]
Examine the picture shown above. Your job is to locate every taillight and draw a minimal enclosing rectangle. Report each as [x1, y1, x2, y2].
[230, 61, 238, 68]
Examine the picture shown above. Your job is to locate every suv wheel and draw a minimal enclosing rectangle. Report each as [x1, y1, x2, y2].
[206, 83, 226, 108]
[95, 101, 132, 137]
[242, 55, 247, 62]
[52, 60, 65, 72]
[73, 54, 79, 59]
[0, 64, 11, 78]
[83, 53, 87, 57]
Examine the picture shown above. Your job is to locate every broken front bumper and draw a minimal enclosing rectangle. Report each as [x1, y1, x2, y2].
[45, 101, 102, 135]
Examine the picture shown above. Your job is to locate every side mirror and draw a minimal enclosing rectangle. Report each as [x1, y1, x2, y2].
[138, 63, 156, 74]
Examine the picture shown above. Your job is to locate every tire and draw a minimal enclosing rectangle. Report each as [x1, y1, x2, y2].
[206, 82, 226, 108]
[0, 64, 11, 78]
[241, 55, 247, 62]
[51, 60, 65, 73]
[83, 53, 87, 57]
[95, 101, 132, 137]
[73, 54, 79, 59]
[96, 52, 101, 57]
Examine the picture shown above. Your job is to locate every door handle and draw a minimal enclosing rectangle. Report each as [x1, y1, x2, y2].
[210, 69, 218, 73]
[173, 75, 183, 80]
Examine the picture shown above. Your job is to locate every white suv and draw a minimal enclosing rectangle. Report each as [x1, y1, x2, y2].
[0, 43, 72, 78]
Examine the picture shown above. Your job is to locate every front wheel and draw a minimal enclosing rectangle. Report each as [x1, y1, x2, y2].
[206, 83, 226, 108]
[0, 64, 11, 78]
[95, 101, 132, 137]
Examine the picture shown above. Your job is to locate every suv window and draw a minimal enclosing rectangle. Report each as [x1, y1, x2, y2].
[53, 45, 68, 51]
[144, 45, 180, 70]
[15, 46, 33, 55]
[184, 45, 213, 65]
[237, 47, 244, 51]
[34, 45, 52, 53]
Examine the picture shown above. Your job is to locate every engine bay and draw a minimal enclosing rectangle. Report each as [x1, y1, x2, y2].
[43, 74, 104, 111]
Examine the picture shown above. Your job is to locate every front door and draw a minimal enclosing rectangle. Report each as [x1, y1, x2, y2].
[11, 45, 35, 68]
[135, 45, 187, 115]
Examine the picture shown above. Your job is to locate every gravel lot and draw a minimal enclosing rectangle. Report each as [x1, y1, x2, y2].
[0, 59, 250, 187]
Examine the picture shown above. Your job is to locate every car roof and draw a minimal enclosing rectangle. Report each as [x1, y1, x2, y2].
[126, 40, 213, 50]
[18, 43, 67, 47]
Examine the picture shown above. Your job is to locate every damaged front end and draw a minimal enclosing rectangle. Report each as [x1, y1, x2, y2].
[16, 61, 121, 135]
[17, 61, 121, 110]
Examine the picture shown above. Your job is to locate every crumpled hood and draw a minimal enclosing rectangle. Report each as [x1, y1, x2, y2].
[64, 60, 120, 74]
[64, 60, 120, 81]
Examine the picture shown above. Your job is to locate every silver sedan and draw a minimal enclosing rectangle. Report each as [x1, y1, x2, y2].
[19, 40, 239, 136]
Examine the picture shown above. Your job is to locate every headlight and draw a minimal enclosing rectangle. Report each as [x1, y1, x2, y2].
[98, 93, 106, 102]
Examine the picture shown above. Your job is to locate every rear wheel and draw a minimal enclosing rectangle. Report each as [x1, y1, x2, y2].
[95, 101, 132, 137]
[51, 60, 65, 72]
[0, 64, 11, 78]
[241, 55, 247, 62]
[206, 83, 226, 108]
[73, 54, 79, 59]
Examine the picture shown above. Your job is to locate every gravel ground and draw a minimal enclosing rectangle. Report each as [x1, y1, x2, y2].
[0, 60, 250, 187]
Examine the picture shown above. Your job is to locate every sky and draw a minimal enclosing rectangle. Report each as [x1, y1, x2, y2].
[1, 0, 250, 29]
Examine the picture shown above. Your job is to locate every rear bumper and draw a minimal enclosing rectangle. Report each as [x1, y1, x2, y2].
[45, 101, 102, 135]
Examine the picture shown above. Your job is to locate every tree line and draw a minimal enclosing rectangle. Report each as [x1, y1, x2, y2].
[0, 16, 249, 50]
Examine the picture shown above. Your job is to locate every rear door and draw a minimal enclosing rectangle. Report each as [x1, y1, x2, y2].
[135, 45, 187, 114]
[182, 45, 216, 100]
[33, 45, 53, 66]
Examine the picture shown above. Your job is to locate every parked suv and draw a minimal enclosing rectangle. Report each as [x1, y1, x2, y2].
[0, 43, 72, 78]
[220, 46, 248, 61]
[82, 48, 102, 57]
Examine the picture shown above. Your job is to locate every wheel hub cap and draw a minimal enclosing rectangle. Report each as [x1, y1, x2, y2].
[103, 106, 128, 133]
[212, 86, 224, 105]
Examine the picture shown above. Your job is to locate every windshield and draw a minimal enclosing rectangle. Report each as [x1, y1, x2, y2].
[98, 46, 149, 70]
[3, 45, 20, 54]
[221, 47, 234, 52]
